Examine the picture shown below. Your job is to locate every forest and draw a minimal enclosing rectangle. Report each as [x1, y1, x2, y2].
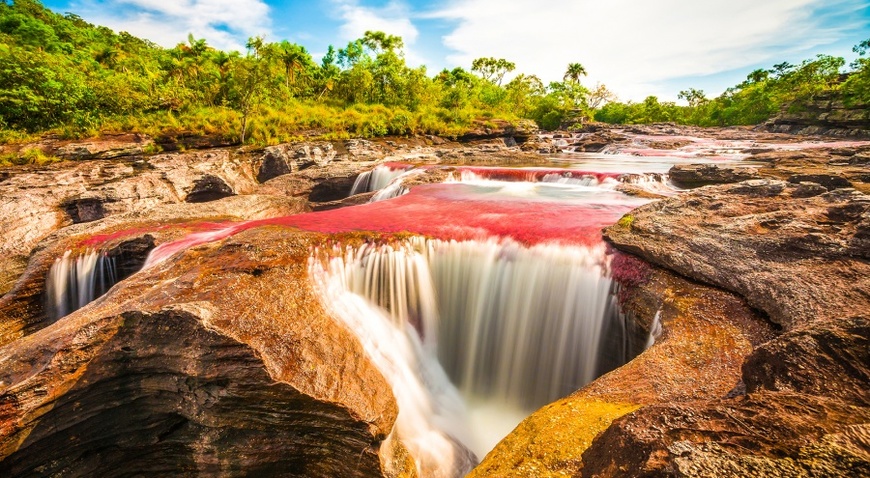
[1, 0, 868, 154]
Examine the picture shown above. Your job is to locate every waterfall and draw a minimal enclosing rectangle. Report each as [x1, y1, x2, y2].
[370, 168, 426, 202]
[311, 250, 476, 478]
[46, 249, 118, 320]
[314, 236, 634, 458]
[349, 164, 413, 195]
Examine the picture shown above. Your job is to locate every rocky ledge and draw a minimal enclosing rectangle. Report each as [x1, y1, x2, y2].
[588, 180, 870, 476]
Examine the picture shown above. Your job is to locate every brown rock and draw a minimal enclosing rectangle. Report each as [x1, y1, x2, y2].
[0, 228, 419, 477]
[668, 164, 760, 188]
[603, 180, 870, 329]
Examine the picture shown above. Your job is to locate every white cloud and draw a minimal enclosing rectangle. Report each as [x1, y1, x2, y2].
[331, 0, 428, 66]
[68, 0, 272, 51]
[430, 0, 866, 100]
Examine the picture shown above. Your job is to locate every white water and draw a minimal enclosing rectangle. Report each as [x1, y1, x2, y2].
[46, 249, 118, 320]
[350, 164, 412, 195]
[370, 168, 427, 202]
[311, 251, 475, 478]
[312, 237, 629, 460]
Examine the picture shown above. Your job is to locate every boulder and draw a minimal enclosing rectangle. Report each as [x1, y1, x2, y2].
[669, 164, 760, 188]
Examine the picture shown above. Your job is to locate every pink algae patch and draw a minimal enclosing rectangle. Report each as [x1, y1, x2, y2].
[141, 182, 639, 266]
[263, 185, 624, 246]
[79, 221, 231, 248]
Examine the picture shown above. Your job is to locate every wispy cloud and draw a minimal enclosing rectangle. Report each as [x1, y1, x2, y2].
[67, 0, 273, 51]
[430, 0, 868, 100]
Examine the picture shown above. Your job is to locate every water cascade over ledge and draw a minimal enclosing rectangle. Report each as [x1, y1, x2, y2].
[349, 163, 414, 195]
[311, 236, 644, 459]
[46, 249, 118, 320]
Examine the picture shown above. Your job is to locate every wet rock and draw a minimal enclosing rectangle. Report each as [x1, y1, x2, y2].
[593, 177, 870, 477]
[669, 164, 760, 188]
[787, 173, 852, 190]
[0, 194, 307, 346]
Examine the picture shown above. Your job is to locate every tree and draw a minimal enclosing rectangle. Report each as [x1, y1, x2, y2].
[275, 40, 312, 92]
[588, 83, 616, 109]
[471, 57, 515, 85]
[677, 88, 706, 107]
[563, 62, 587, 84]
[227, 36, 276, 143]
[361, 30, 404, 54]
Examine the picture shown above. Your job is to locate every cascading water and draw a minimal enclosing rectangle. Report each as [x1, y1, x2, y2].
[312, 236, 638, 458]
[311, 250, 475, 478]
[349, 164, 413, 195]
[46, 249, 118, 320]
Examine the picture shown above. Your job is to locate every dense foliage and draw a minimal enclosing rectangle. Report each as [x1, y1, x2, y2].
[0, 0, 867, 149]
[595, 49, 869, 126]
[0, 0, 592, 144]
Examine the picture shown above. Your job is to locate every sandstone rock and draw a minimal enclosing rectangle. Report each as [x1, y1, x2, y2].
[0, 228, 417, 477]
[593, 177, 870, 478]
[669, 164, 760, 188]
[0, 194, 307, 346]
[256, 144, 298, 182]
[581, 315, 869, 477]
[759, 91, 870, 137]
[787, 173, 852, 190]
[604, 180, 870, 329]
[48, 134, 155, 160]
[581, 392, 870, 478]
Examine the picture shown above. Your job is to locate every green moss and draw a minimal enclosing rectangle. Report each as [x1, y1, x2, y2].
[0, 148, 59, 167]
[617, 214, 634, 228]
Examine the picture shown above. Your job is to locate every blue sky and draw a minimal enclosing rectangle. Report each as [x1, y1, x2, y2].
[42, 0, 870, 102]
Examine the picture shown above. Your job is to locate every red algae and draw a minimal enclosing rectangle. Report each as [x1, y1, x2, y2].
[80, 221, 232, 248]
[143, 183, 643, 267]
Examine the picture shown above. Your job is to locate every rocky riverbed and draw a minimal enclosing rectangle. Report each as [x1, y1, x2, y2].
[0, 124, 868, 476]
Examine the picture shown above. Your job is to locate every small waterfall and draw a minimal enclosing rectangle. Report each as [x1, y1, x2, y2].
[46, 249, 118, 320]
[370, 168, 426, 202]
[447, 168, 621, 188]
[350, 164, 413, 195]
[618, 172, 679, 195]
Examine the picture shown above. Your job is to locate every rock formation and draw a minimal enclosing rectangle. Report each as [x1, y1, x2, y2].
[0, 228, 420, 477]
[760, 91, 870, 137]
[1, 126, 868, 476]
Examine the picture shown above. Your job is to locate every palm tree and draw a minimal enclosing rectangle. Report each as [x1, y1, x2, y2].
[564, 62, 587, 84]
[277, 41, 309, 91]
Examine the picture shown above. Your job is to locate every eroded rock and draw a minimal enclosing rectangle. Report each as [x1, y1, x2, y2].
[604, 180, 870, 329]
[0, 228, 420, 477]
